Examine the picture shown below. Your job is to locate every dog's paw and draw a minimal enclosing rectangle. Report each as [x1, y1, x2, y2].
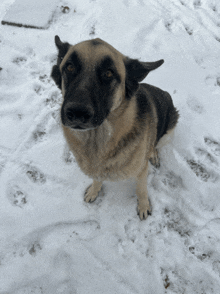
[137, 201, 152, 220]
[84, 184, 101, 203]
[149, 149, 160, 168]
[149, 157, 160, 168]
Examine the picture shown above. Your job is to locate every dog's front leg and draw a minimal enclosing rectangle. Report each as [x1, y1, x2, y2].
[136, 163, 151, 220]
[84, 180, 103, 203]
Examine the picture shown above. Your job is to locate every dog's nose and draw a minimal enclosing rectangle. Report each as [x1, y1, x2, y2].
[66, 107, 93, 124]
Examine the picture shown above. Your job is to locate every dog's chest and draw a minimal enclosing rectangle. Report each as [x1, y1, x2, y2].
[63, 126, 111, 177]
[63, 126, 147, 181]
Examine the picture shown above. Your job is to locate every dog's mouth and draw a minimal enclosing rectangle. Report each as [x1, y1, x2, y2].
[72, 125, 86, 130]
[64, 122, 99, 131]
[72, 125, 96, 131]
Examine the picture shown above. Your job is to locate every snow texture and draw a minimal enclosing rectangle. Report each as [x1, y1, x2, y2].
[2, 0, 60, 29]
[0, 0, 220, 293]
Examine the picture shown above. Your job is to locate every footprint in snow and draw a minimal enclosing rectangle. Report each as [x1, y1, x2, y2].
[164, 20, 173, 32]
[33, 130, 46, 142]
[39, 74, 50, 83]
[184, 24, 193, 35]
[151, 171, 184, 193]
[89, 24, 96, 36]
[204, 137, 220, 156]
[193, 0, 201, 9]
[7, 185, 28, 208]
[46, 91, 61, 108]
[0, 220, 100, 266]
[26, 165, 46, 184]
[195, 148, 218, 165]
[33, 83, 45, 95]
[186, 159, 218, 182]
[205, 75, 220, 88]
[186, 137, 220, 182]
[162, 171, 184, 189]
[30, 126, 46, 145]
[124, 219, 140, 243]
[68, 220, 101, 241]
[28, 242, 42, 256]
[188, 219, 220, 274]
[164, 207, 192, 237]
[188, 245, 212, 261]
[187, 96, 204, 114]
[12, 56, 27, 65]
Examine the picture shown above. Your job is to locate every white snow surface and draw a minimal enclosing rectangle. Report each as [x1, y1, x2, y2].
[0, 0, 220, 293]
[2, 0, 60, 28]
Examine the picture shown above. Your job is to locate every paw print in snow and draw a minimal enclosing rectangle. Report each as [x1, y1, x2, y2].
[186, 137, 220, 182]
[12, 56, 27, 65]
[26, 166, 46, 184]
[204, 137, 220, 157]
[7, 185, 27, 208]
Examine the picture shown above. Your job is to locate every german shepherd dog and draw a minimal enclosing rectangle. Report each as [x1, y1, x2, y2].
[51, 36, 179, 220]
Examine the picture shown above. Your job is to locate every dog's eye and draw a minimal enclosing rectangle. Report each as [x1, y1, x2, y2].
[66, 64, 75, 72]
[104, 70, 113, 78]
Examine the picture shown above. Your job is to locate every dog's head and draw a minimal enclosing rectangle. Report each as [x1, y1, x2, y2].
[51, 35, 164, 131]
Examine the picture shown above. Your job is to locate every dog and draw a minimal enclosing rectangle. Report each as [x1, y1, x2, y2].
[51, 36, 179, 220]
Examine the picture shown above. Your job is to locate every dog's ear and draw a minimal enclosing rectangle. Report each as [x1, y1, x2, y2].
[54, 35, 70, 65]
[124, 58, 164, 98]
[51, 36, 70, 89]
[51, 65, 62, 89]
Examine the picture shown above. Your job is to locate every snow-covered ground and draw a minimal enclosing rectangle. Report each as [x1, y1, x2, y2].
[0, 0, 220, 293]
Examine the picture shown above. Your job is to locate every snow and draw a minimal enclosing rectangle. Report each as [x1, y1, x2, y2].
[2, 0, 60, 29]
[0, 0, 220, 293]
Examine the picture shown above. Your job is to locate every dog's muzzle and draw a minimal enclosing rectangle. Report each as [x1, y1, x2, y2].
[61, 104, 97, 130]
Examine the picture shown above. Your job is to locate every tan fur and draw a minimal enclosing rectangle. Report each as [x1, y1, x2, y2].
[58, 38, 177, 220]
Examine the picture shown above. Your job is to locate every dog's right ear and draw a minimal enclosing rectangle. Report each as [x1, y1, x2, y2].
[54, 35, 70, 66]
[124, 58, 164, 99]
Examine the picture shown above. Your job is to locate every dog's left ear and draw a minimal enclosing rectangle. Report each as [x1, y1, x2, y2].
[51, 36, 70, 89]
[125, 58, 164, 98]
[55, 35, 70, 65]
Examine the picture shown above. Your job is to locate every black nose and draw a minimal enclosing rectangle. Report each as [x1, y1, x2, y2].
[66, 107, 93, 124]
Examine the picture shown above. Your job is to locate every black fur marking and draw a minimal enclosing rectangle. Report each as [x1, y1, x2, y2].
[124, 58, 164, 100]
[136, 87, 152, 121]
[125, 59, 143, 100]
[62, 55, 117, 128]
[126, 59, 149, 82]
[51, 65, 62, 89]
[141, 84, 179, 142]
[57, 42, 70, 66]
[51, 36, 70, 89]
[90, 82, 112, 126]
[125, 79, 139, 100]
[54, 36, 70, 66]
[125, 58, 164, 82]
[91, 39, 102, 46]
[97, 56, 121, 84]
[62, 51, 82, 78]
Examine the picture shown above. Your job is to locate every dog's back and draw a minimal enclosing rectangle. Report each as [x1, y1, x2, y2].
[137, 83, 179, 144]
